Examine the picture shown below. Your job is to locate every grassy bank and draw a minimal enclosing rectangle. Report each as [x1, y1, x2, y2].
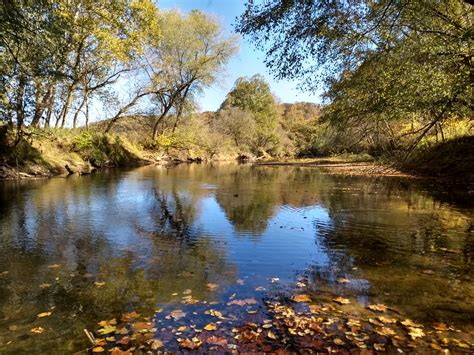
[1, 123, 472, 186]
[0, 126, 162, 179]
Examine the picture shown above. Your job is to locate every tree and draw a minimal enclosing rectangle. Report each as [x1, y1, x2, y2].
[0, 0, 161, 132]
[219, 75, 280, 155]
[213, 107, 256, 150]
[236, 1, 473, 155]
[144, 10, 238, 139]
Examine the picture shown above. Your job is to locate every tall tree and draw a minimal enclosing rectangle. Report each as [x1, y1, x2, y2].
[219, 75, 280, 154]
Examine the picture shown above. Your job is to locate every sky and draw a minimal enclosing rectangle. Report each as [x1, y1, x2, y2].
[158, 0, 322, 112]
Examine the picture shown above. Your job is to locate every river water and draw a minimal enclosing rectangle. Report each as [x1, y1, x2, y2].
[0, 164, 472, 352]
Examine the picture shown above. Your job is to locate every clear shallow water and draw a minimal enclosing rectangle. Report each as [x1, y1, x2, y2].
[0, 164, 473, 352]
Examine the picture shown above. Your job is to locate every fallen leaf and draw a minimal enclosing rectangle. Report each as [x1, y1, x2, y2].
[37, 312, 52, 318]
[92, 346, 105, 352]
[98, 318, 117, 327]
[228, 298, 257, 306]
[401, 319, 423, 328]
[178, 337, 202, 349]
[267, 331, 277, 340]
[47, 264, 61, 269]
[333, 297, 350, 305]
[204, 323, 217, 331]
[374, 343, 386, 351]
[209, 309, 223, 318]
[116, 337, 130, 345]
[183, 289, 192, 295]
[98, 326, 116, 335]
[170, 310, 186, 320]
[367, 304, 387, 312]
[121, 311, 140, 322]
[94, 281, 106, 287]
[408, 327, 425, 339]
[206, 283, 218, 291]
[31, 327, 45, 334]
[336, 278, 350, 284]
[433, 323, 448, 331]
[39, 283, 52, 289]
[255, 286, 266, 291]
[206, 335, 228, 347]
[292, 294, 311, 302]
[333, 337, 345, 345]
[378, 316, 397, 324]
[149, 339, 163, 350]
[177, 326, 187, 331]
[271, 278, 280, 283]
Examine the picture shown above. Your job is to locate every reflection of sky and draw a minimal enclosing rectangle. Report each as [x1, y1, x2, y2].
[195, 196, 331, 282]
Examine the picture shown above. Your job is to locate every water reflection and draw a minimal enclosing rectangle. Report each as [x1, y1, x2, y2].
[0, 164, 472, 351]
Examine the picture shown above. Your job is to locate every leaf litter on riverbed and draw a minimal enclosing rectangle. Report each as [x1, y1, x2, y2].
[85, 287, 474, 353]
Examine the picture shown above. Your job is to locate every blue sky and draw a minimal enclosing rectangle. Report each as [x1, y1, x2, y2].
[158, 0, 322, 111]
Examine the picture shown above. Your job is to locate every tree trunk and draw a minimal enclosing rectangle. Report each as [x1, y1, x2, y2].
[31, 87, 52, 127]
[15, 75, 26, 131]
[72, 90, 88, 128]
[60, 85, 75, 128]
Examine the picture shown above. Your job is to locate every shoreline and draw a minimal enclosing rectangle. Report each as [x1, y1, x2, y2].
[1, 156, 472, 190]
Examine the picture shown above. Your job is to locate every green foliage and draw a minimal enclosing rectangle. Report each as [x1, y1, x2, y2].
[218, 75, 281, 156]
[71, 131, 138, 167]
[236, 0, 473, 158]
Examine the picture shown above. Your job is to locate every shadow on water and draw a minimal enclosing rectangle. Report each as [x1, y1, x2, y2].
[0, 163, 472, 351]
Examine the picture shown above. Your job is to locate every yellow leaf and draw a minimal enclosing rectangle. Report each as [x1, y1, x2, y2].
[39, 283, 52, 289]
[378, 316, 397, 324]
[149, 339, 163, 350]
[336, 278, 350, 284]
[367, 304, 387, 312]
[401, 319, 423, 328]
[94, 282, 106, 287]
[31, 327, 45, 334]
[291, 294, 311, 302]
[206, 283, 218, 291]
[333, 337, 345, 345]
[37, 312, 52, 318]
[267, 331, 277, 339]
[178, 326, 187, 331]
[92, 346, 105, 353]
[333, 297, 350, 305]
[98, 326, 116, 335]
[408, 327, 425, 340]
[204, 323, 217, 331]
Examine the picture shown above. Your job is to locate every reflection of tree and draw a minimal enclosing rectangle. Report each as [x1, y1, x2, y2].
[308, 177, 474, 326]
[0, 170, 237, 353]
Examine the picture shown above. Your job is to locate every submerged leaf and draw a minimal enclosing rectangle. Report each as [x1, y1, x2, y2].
[367, 304, 387, 312]
[333, 297, 350, 305]
[204, 323, 217, 331]
[206, 283, 219, 291]
[31, 327, 45, 334]
[228, 298, 257, 306]
[292, 294, 311, 302]
[170, 310, 186, 320]
[408, 327, 425, 339]
[37, 312, 52, 318]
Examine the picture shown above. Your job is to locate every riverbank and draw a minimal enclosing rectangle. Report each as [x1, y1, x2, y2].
[1, 126, 472, 187]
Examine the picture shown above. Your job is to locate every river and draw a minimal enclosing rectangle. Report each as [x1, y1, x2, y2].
[0, 164, 472, 352]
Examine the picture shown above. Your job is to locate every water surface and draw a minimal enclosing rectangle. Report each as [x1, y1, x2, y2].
[0, 164, 472, 352]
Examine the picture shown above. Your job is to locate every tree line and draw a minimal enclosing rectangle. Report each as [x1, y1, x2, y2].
[236, 0, 473, 158]
[0, 1, 237, 140]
